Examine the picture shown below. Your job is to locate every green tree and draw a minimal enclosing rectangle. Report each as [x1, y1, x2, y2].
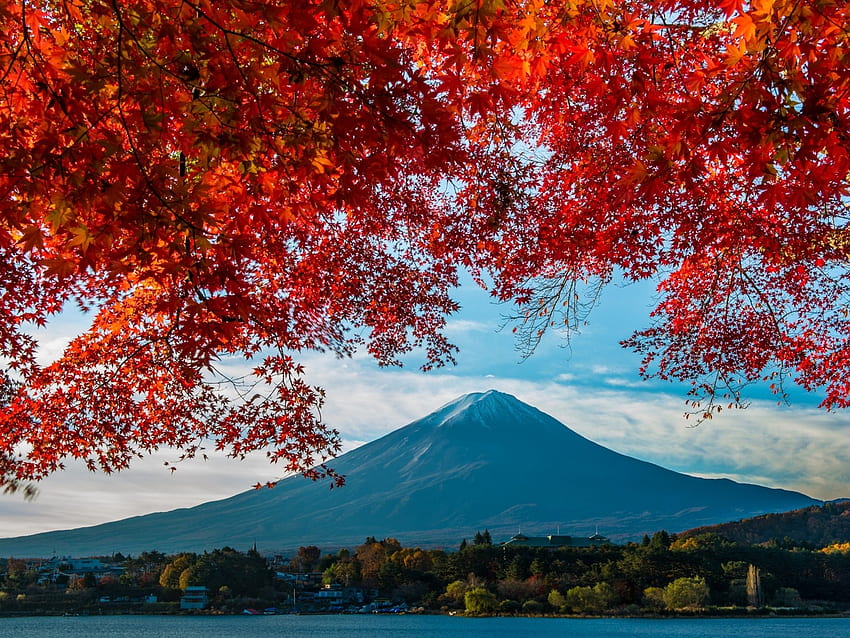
[650, 531, 672, 551]
[444, 580, 468, 603]
[565, 582, 616, 614]
[663, 577, 710, 610]
[464, 587, 498, 614]
[772, 587, 803, 607]
[616, 542, 673, 592]
[589, 582, 617, 612]
[184, 547, 272, 597]
[451, 544, 500, 582]
[3, 558, 36, 590]
[642, 586, 666, 610]
[377, 560, 403, 593]
[123, 551, 169, 587]
[504, 555, 529, 582]
[548, 589, 568, 613]
[529, 558, 545, 577]
[330, 559, 360, 588]
[473, 530, 493, 546]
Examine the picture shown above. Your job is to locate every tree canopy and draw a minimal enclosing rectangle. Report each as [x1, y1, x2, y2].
[1, 0, 848, 489]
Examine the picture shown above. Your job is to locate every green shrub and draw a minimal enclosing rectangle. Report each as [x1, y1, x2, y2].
[499, 599, 522, 613]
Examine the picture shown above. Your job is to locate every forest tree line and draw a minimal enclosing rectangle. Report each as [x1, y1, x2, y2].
[3, 529, 850, 615]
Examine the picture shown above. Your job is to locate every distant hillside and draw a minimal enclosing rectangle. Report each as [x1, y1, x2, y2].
[681, 501, 850, 547]
[0, 390, 821, 556]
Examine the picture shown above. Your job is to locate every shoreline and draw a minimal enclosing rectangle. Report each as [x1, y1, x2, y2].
[3, 607, 850, 620]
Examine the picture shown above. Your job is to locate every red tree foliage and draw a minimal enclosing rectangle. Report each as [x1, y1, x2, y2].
[0, 0, 848, 489]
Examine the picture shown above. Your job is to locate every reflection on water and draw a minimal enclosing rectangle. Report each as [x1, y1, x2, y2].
[1, 615, 850, 638]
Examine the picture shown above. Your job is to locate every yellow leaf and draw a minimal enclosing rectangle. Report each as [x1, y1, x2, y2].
[68, 225, 93, 251]
[47, 198, 74, 232]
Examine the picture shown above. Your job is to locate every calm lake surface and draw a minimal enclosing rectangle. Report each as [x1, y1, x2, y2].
[2, 615, 850, 638]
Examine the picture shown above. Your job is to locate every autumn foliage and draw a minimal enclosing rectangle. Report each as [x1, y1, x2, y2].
[1, 0, 848, 488]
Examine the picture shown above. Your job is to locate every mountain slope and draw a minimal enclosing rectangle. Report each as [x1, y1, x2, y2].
[0, 390, 821, 556]
[681, 501, 850, 547]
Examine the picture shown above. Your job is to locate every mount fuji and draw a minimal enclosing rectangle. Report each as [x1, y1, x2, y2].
[0, 390, 819, 556]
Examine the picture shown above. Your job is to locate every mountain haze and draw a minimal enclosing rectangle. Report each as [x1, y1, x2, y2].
[0, 391, 820, 556]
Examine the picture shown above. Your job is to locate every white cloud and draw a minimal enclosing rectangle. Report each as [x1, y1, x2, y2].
[601, 376, 647, 388]
[590, 364, 616, 375]
[443, 318, 493, 335]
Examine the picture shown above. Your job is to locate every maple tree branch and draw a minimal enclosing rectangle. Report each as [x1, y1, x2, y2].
[736, 264, 788, 346]
[0, 375, 37, 499]
[110, 0, 205, 237]
[0, 33, 24, 87]
[216, 22, 279, 145]
[685, 368, 751, 424]
[207, 362, 268, 403]
[18, 6, 67, 117]
[180, 0, 342, 75]
[505, 274, 607, 360]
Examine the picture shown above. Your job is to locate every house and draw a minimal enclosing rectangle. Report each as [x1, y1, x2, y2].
[315, 584, 344, 605]
[35, 556, 124, 585]
[500, 532, 610, 549]
[274, 571, 324, 588]
[180, 586, 209, 609]
[313, 584, 365, 605]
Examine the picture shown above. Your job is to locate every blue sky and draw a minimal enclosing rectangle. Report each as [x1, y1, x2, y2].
[1, 274, 847, 539]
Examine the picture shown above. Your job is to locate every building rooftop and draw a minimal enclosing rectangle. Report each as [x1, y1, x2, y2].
[500, 533, 610, 548]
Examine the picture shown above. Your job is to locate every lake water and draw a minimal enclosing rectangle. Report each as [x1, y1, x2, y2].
[2, 615, 850, 638]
